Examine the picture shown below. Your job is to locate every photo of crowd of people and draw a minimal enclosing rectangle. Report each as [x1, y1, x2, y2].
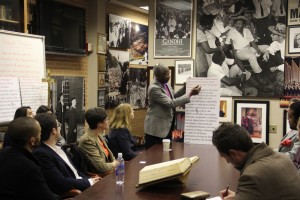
[128, 67, 147, 109]
[109, 14, 131, 49]
[155, 0, 192, 57]
[284, 57, 300, 97]
[196, 0, 286, 97]
[130, 22, 148, 65]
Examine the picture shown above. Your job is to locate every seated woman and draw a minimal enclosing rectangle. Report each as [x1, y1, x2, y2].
[78, 107, 118, 175]
[107, 103, 138, 161]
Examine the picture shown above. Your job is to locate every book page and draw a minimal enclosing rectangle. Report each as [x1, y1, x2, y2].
[189, 156, 200, 164]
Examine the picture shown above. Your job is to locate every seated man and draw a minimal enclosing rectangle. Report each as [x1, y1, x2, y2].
[224, 16, 268, 85]
[33, 113, 100, 196]
[208, 50, 271, 96]
[213, 123, 300, 199]
[0, 117, 59, 200]
[262, 23, 285, 72]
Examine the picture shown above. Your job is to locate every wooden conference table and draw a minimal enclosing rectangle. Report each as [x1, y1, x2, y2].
[74, 142, 239, 200]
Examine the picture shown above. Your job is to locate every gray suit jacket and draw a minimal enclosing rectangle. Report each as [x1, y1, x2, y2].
[144, 80, 190, 138]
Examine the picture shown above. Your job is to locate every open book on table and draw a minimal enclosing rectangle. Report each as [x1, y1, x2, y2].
[136, 156, 199, 188]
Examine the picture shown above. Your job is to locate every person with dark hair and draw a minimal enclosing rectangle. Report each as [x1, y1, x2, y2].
[144, 63, 201, 149]
[3, 106, 34, 148]
[225, 16, 268, 85]
[36, 105, 52, 114]
[294, 33, 300, 48]
[0, 117, 59, 200]
[241, 108, 256, 134]
[33, 113, 100, 196]
[212, 123, 300, 199]
[195, 13, 221, 77]
[37, 105, 66, 146]
[208, 50, 259, 96]
[66, 98, 78, 144]
[78, 108, 118, 175]
[56, 93, 66, 139]
[279, 100, 300, 160]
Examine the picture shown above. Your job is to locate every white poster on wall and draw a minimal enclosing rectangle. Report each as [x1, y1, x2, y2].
[184, 77, 220, 144]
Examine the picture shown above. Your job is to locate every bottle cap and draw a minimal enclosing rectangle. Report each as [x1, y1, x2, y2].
[118, 153, 123, 158]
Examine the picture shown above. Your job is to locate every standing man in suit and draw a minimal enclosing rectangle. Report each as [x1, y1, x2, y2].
[56, 93, 66, 139]
[33, 113, 100, 196]
[144, 63, 201, 149]
[66, 97, 78, 144]
[0, 117, 59, 200]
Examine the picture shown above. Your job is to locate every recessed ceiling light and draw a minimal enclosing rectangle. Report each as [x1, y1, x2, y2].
[140, 6, 149, 10]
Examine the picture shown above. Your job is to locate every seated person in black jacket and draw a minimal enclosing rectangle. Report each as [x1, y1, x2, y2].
[0, 117, 59, 200]
[33, 113, 100, 195]
[107, 103, 138, 161]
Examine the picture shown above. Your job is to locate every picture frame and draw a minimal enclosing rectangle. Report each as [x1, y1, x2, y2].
[97, 33, 107, 54]
[97, 88, 106, 107]
[98, 72, 106, 88]
[147, 66, 175, 89]
[283, 109, 290, 137]
[108, 14, 131, 49]
[288, 26, 300, 54]
[175, 60, 194, 84]
[154, 0, 193, 58]
[234, 100, 269, 144]
[219, 97, 232, 123]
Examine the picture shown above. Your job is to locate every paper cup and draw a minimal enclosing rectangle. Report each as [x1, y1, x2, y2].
[162, 139, 171, 151]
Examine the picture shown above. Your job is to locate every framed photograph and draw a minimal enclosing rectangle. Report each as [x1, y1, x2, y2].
[283, 110, 290, 137]
[97, 33, 107, 54]
[219, 97, 232, 123]
[234, 100, 269, 144]
[175, 60, 194, 84]
[108, 14, 131, 49]
[154, 0, 193, 58]
[288, 26, 300, 54]
[97, 88, 106, 107]
[98, 72, 106, 88]
[129, 22, 148, 65]
[147, 66, 175, 89]
[287, 0, 300, 26]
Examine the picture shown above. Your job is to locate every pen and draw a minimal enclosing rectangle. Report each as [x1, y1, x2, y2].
[223, 184, 230, 197]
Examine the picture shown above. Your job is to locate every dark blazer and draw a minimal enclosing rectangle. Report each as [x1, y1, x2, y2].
[33, 143, 90, 195]
[107, 128, 138, 161]
[0, 147, 59, 200]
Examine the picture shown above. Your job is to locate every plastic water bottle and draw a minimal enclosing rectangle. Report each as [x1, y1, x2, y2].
[115, 153, 125, 185]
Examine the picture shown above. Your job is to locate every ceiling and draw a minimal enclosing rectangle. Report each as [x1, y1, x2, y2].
[109, 0, 149, 11]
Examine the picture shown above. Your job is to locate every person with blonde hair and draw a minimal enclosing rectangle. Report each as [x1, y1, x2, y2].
[107, 103, 138, 161]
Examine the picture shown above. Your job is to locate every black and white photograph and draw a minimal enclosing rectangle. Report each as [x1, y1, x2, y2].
[108, 14, 131, 49]
[129, 22, 148, 65]
[97, 88, 106, 107]
[51, 76, 85, 143]
[196, 0, 286, 97]
[288, 26, 300, 53]
[154, 0, 192, 58]
[128, 66, 147, 109]
[287, 0, 299, 26]
[106, 49, 130, 108]
[175, 60, 193, 84]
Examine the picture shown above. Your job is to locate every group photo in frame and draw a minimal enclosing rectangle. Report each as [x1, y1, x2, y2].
[219, 97, 232, 123]
[234, 100, 269, 144]
[97, 33, 107, 54]
[288, 26, 300, 54]
[108, 14, 131, 49]
[175, 60, 194, 84]
[154, 0, 193, 58]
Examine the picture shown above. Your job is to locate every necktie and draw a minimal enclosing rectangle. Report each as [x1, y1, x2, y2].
[260, 2, 264, 17]
[164, 84, 171, 98]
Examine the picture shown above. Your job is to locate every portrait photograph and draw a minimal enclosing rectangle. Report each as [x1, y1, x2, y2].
[234, 100, 269, 144]
[129, 22, 148, 65]
[98, 72, 105, 88]
[288, 26, 300, 54]
[97, 33, 107, 54]
[196, 0, 286, 97]
[219, 97, 232, 123]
